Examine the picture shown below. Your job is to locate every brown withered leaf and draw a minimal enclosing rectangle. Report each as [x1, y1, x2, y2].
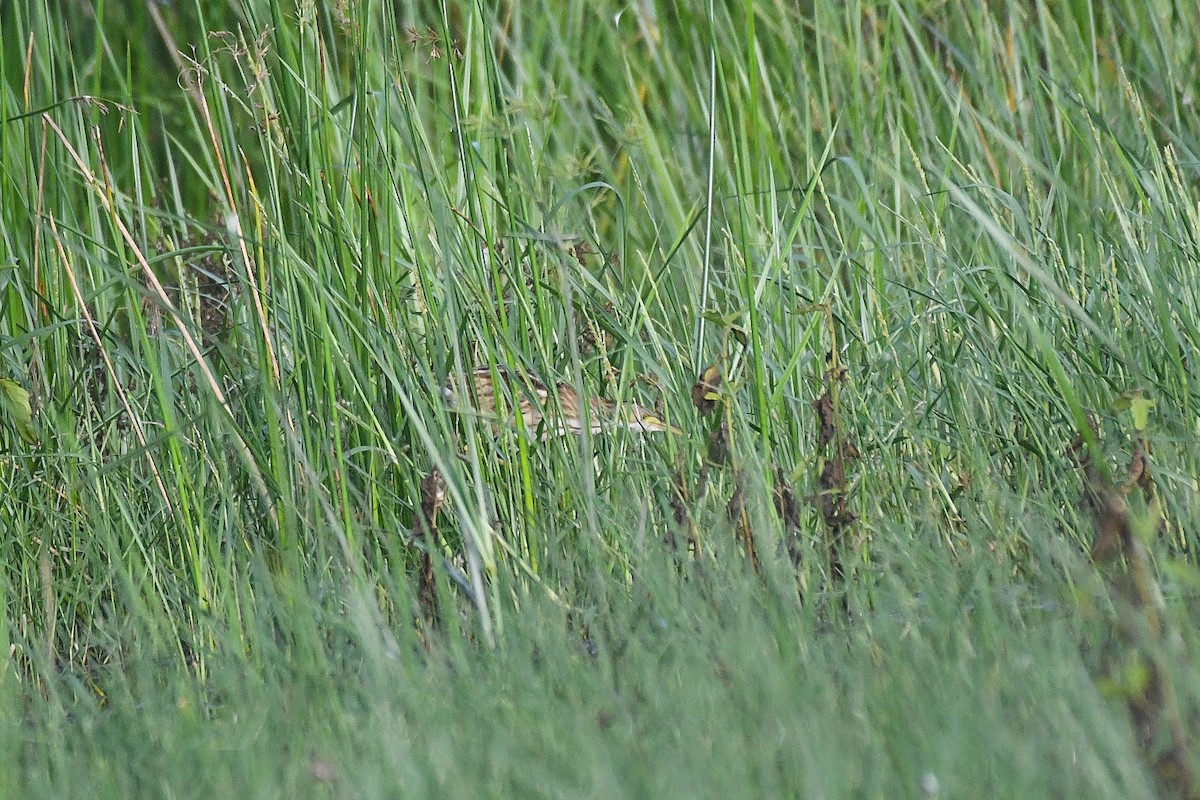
[415, 468, 447, 631]
[812, 390, 835, 448]
[1070, 424, 1199, 798]
[1088, 485, 1129, 564]
[774, 464, 801, 531]
[668, 468, 700, 554]
[816, 458, 849, 525]
[774, 464, 803, 567]
[579, 300, 616, 356]
[727, 471, 760, 572]
[570, 241, 592, 267]
[706, 418, 731, 467]
[691, 365, 722, 415]
[1123, 437, 1152, 494]
[417, 468, 446, 539]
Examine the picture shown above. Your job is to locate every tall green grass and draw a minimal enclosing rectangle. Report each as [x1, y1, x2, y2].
[1, 0, 1198, 796]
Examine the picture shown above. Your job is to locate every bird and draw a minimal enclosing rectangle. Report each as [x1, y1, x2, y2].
[442, 366, 675, 438]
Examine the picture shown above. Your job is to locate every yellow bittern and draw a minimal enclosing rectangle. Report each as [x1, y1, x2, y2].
[443, 366, 674, 438]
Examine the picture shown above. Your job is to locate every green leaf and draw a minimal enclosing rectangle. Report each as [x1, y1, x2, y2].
[1130, 396, 1154, 432]
[701, 310, 744, 329]
[1112, 389, 1154, 432]
[0, 378, 38, 445]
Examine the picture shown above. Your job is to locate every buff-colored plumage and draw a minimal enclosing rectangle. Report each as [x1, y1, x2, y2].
[443, 366, 673, 438]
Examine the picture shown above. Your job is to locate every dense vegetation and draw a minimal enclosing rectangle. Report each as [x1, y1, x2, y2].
[2, 1, 1198, 796]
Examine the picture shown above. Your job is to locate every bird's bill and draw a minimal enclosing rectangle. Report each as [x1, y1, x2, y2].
[618, 404, 681, 435]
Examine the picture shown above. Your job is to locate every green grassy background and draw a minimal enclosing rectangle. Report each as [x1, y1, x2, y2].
[2, 0, 1198, 796]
